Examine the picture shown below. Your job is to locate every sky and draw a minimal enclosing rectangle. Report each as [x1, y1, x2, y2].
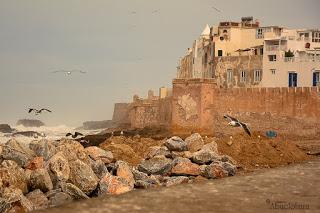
[0, 0, 319, 127]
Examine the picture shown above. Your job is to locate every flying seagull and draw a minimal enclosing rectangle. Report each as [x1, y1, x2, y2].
[152, 9, 160, 14]
[52, 70, 86, 75]
[211, 5, 221, 13]
[223, 115, 251, 136]
[66, 132, 84, 139]
[28, 108, 52, 115]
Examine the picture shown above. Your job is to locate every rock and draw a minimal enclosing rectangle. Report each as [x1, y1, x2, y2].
[138, 156, 173, 175]
[185, 133, 204, 152]
[7, 195, 34, 212]
[2, 139, 35, 167]
[191, 149, 220, 165]
[0, 124, 14, 133]
[26, 189, 49, 210]
[221, 162, 237, 176]
[46, 152, 70, 187]
[0, 198, 11, 213]
[162, 176, 189, 187]
[68, 159, 98, 195]
[193, 175, 208, 182]
[171, 161, 200, 176]
[0, 160, 28, 194]
[202, 141, 219, 154]
[168, 151, 193, 159]
[55, 139, 90, 164]
[1, 187, 23, 203]
[115, 160, 135, 189]
[171, 157, 191, 166]
[144, 146, 171, 159]
[89, 159, 109, 179]
[48, 192, 73, 208]
[85, 146, 113, 164]
[98, 173, 132, 195]
[132, 169, 160, 189]
[17, 119, 45, 127]
[25, 156, 44, 170]
[60, 182, 89, 200]
[106, 163, 117, 175]
[203, 162, 228, 179]
[29, 139, 57, 161]
[227, 141, 233, 146]
[164, 136, 188, 152]
[219, 155, 237, 165]
[29, 168, 53, 193]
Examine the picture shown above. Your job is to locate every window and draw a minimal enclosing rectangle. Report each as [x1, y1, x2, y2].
[289, 72, 297, 87]
[270, 69, 276, 75]
[218, 50, 223, 57]
[260, 48, 264, 55]
[313, 71, 320, 86]
[268, 55, 277, 61]
[312, 32, 320, 43]
[256, 28, 264, 39]
[240, 70, 246, 83]
[227, 69, 233, 83]
[254, 70, 262, 82]
[204, 53, 208, 64]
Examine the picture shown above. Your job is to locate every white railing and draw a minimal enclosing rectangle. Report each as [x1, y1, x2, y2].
[284, 56, 320, 63]
[266, 45, 286, 51]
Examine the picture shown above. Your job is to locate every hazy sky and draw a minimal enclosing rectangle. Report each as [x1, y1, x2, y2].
[0, 0, 319, 127]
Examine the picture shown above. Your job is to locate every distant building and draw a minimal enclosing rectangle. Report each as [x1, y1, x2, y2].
[177, 17, 320, 88]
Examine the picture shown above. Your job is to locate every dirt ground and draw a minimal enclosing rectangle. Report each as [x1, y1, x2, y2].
[98, 132, 311, 171]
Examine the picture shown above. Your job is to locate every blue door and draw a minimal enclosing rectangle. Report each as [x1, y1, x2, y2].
[313, 72, 319, 86]
[289, 73, 297, 87]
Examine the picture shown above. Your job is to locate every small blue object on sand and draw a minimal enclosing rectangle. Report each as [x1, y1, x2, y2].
[266, 130, 277, 138]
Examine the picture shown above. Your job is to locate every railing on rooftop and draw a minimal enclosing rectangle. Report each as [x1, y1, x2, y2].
[284, 56, 320, 62]
[266, 45, 286, 51]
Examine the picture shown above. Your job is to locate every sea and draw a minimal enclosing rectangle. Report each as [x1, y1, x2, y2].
[0, 125, 103, 144]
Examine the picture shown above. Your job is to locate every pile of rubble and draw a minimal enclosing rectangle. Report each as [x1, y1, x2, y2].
[0, 133, 236, 212]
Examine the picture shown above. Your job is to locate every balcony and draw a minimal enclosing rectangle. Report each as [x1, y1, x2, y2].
[266, 45, 286, 51]
[284, 56, 320, 62]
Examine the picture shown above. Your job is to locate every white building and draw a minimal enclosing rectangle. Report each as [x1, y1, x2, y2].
[261, 29, 320, 87]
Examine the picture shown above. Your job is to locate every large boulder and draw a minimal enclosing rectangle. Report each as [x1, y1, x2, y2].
[29, 139, 57, 161]
[98, 173, 132, 195]
[138, 156, 173, 175]
[85, 146, 113, 164]
[171, 161, 201, 176]
[0, 160, 28, 194]
[164, 137, 188, 152]
[89, 159, 109, 179]
[184, 133, 204, 152]
[7, 195, 34, 212]
[25, 156, 44, 170]
[221, 162, 237, 176]
[2, 139, 35, 167]
[132, 169, 160, 189]
[47, 191, 73, 208]
[144, 146, 171, 159]
[162, 176, 189, 187]
[202, 162, 228, 179]
[60, 182, 89, 200]
[191, 149, 220, 165]
[202, 141, 219, 154]
[0, 124, 14, 133]
[28, 168, 53, 193]
[115, 160, 135, 189]
[68, 159, 98, 195]
[26, 189, 49, 210]
[46, 152, 70, 187]
[55, 139, 90, 164]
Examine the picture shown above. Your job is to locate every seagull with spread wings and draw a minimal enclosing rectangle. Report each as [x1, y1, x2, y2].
[52, 70, 86, 75]
[223, 115, 251, 136]
[66, 132, 84, 139]
[28, 108, 52, 115]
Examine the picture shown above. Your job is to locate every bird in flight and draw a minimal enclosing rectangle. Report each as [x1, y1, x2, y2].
[28, 108, 52, 115]
[211, 5, 221, 13]
[66, 132, 84, 139]
[52, 70, 86, 75]
[223, 115, 251, 136]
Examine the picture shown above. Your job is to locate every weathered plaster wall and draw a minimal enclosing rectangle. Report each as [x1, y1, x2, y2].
[112, 103, 130, 126]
